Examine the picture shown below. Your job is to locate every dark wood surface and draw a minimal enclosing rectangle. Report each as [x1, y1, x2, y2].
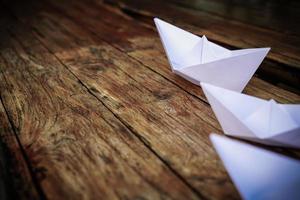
[106, 0, 300, 93]
[0, 0, 299, 199]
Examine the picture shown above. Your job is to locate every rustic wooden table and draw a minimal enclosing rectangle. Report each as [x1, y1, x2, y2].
[0, 0, 299, 199]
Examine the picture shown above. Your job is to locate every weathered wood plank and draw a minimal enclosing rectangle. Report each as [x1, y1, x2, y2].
[168, 0, 300, 36]
[0, 7, 41, 199]
[8, 0, 300, 199]
[105, 0, 300, 72]
[0, 16, 201, 200]
[0, 99, 40, 200]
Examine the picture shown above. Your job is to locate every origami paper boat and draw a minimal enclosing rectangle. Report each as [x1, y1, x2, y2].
[154, 18, 270, 92]
[201, 83, 300, 148]
[210, 133, 300, 200]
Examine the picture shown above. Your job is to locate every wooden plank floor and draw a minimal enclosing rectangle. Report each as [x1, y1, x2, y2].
[0, 0, 299, 199]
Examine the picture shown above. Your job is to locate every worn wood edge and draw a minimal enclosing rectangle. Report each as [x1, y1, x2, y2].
[0, 96, 41, 199]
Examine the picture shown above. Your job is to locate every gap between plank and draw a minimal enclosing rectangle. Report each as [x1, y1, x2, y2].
[0, 90, 47, 200]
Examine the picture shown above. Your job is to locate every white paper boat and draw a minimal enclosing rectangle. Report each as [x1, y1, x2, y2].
[154, 18, 270, 92]
[201, 82, 300, 148]
[210, 133, 300, 200]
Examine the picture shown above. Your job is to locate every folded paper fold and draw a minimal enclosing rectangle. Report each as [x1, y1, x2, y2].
[210, 133, 300, 200]
[154, 18, 270, 92]
[201, 83, 300, 148]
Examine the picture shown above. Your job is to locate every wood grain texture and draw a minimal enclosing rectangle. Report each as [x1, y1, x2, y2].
[0, 8, 41, 200]
[0, 11, 202, 200]
[0, 0, 299, 199]
[0, 99, 39, 200]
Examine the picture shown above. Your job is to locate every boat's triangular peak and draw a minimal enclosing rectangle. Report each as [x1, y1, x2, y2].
[200, 36, 232, 64]
[210, 133, 300, 200]
[154, 17, 201, 70]
[244, 99, 299, 138]
[201, 83, 300, 148]
[154, 18, 270, 92]
[154, 18, 230, 68]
